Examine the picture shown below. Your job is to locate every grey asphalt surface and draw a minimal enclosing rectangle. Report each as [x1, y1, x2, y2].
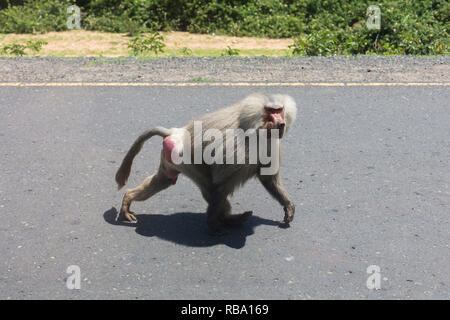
[0, 85, 449, 299]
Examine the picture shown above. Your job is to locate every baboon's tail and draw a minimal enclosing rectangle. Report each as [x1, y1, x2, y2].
[115, 126, 172, 190]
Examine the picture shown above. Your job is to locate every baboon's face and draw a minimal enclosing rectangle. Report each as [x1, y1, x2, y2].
[263, 105, 286, 138]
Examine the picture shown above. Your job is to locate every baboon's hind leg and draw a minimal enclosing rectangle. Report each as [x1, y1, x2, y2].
[119, 168, 174, 222]
[219, 200, 253, 226]
[202, 189, 252, 232]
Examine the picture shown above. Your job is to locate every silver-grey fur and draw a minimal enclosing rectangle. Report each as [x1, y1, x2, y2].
[115, 93, 297, 234]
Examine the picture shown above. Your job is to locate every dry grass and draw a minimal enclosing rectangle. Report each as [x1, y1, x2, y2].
[0, 30, 293, 57]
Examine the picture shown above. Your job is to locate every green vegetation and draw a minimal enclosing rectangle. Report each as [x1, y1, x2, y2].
[0, 0, 68, 33]
[127, 31, 165, 55]
[189, 77, 214, 82]
[0, 0, 448, 55]
[164, 48, 288, 57]
[180, 47, 193, 56]
[1, 38, 47, 56]
[220, 46, 240, 56]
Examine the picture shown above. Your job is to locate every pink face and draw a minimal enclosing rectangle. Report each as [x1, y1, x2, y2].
[263, 105, 286, 138]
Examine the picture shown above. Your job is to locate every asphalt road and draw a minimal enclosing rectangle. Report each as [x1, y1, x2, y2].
[0, 85, 448, 299]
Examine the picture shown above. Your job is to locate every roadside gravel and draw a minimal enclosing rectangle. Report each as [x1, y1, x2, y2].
[0, 56, 448, 83]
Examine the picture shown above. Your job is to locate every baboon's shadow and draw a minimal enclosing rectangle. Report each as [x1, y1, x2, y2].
[103, 207, 279, 249]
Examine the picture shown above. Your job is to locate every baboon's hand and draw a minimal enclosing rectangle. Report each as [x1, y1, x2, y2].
[279, 203, 295, 228]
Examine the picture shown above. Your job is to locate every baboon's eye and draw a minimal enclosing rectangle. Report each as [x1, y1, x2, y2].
[264, 105, 284, 114]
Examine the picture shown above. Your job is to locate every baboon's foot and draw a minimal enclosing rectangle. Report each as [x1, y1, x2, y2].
[279, 204, 294, 228]
[279, 215, 293, 228]
[119, 210, 137, 223]
[206, 221, 229, 236]
[278, 220, 290, 228]
[220, 211, 253, 226]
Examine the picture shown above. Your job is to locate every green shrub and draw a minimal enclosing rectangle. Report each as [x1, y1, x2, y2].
[1, 43, 27, 55]
[26, 39, 48, 52]
[186, 0, 306, 38]
[82, 0, 174, 33]
[180, 47, 193, 56]
[220, 46, 239, 56]
[1, 38, 47, 55]
[0, 0, 72, 33]
[127, 31, 165, 55]
[289, 1, 449, 56]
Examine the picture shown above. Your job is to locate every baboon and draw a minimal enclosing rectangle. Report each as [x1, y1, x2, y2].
[115, 93, 297, 235]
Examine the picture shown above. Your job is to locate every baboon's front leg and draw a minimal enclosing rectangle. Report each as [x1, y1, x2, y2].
[258, 172, 295, 227]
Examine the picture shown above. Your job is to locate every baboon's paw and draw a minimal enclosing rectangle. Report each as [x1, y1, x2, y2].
[278, 220, 291, 229]
[207, 224, 229, 236]
[241, 210, 253, 221]
[119, 210, 137, 223]
[221, 211, 253, 226]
